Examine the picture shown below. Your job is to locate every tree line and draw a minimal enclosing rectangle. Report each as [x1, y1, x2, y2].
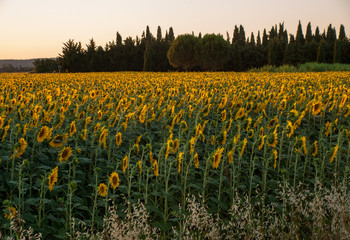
[35, 22, 350, 72]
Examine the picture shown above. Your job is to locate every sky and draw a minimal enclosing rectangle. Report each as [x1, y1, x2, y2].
[0, 0, 349, 59]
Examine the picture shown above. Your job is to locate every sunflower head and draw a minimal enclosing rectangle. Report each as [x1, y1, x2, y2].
[59, 146, 72, 162]
[98, 183, 108, 197]
[37, 126, 49, 143]
[50, 134, 68, 148]
[109, 172, 120, 190]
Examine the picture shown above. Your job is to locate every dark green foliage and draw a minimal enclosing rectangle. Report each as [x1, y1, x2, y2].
[197, 34, 231, 71]
[167, 34, 199, 71]
[33, 59, 59, 73]
[57, 22, 349, 72]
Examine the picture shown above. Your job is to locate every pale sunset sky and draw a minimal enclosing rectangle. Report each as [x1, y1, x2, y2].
[0, 0, 349, 59]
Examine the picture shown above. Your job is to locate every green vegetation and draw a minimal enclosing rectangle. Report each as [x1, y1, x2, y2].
[55, 22, 350, 72]
[250, 62, 350, 72]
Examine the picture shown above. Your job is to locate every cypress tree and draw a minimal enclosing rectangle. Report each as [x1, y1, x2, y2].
[305, 22, 313, 42]
[233, 25, 240, 43]
[262, 29, 268, 48]
[338, 24, 346, 40]
[156, 26, 162, 42]
[168, 27, 175, 42]
[314, 27, 321, 43]
[256, 31, 261, 46]
[296, 20, 305, 45]
[116, 32, 122, 46]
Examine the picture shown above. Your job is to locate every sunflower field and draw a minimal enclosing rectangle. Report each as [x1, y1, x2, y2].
[1, 72, 350, 239]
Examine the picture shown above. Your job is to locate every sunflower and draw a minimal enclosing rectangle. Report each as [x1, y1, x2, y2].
[171, 138, 179, 154]
[0, 116, 4, 129]
[221, 109, 227, 121]
[99, 129, 108, 149]
[222, 129, 227, 145]
[69, 121, 76, 137]
[267, 117, 278, 129]
[248, 129, 255, 139]
[227, 148, 234, 164]
[235, 107, 245, 120]
[97, 110, 103, 120]
[135, 135, 142, 153]
[149, 151, 154, 164]
[137, 161, 142, 175]
[109, 172, 120, 190]
[190, 136, 196, 154]
[259, 127, 264, 137]
[152, 160, 159, 177]
[267, 131, 278, 148]
[48, 166, 58, 191]
[312, 102, 322, 115]
[178, 151, 184, 173]
[49, 134, 68, 148]
[115, 132, 122, 146]
[339, 94, 347, 108]
[285, 121, 295, 138]
[37, 126, 49, 143]
[272, 149, 278, 169]
[80, 128, 87, 141]
[4, 206, 16, 220]
[300, 136, 308, 155]
[312, 140, 318, 157]
[330, 145, 339, 163]
[212, 147, 224, 169]
[59, 146, 72, 162]
[122, 155, 128, 173]
[239, 138, 247, 157]
[84, 116, 91, 129]
[194, 152, 199, 168]
[98, 183, 108, 197]
[15, 138, 27, 158]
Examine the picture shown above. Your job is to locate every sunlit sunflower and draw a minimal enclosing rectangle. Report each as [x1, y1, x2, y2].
[227, 148, 234, 164]
[178, 151, 184, 173]
[0, 117, 4, 129]
[221, 109, 227, 121]
[267, 131, 278, 148]
[109, 172, 120, 190]
[37, 126, 49, 143]
[272, 149, 278, 169]
[48, 166, 58, 191]
[312, 102, 322, 116]
[98, 183, 108, 197]
[69, 121, 76, 137]
[115, 132, 122, 146]
[239, 138, 247, 157]
[330, 145, 339, 163]
[300, 136, 308, 155]
[152, 160, 159, 177]
[137, 161, 142, 175]
[99, 129, 108, 149]
[190, 136, 196, 154]
[122, 155, 128, 173]
[149, 151, 154, 164]
[248, 129, 254, 139]
[97, 110, 103, 120]
[221, 129, 227, 145]
[59, 146, 72, 162]
[286, 120, 295, 138]
[4, 206, 16, 220]
[212, 147, 224, 169]
[194, 152, 199, 168]
[235, 107, 245, 120]
[49, 134, 68, 148]
[15, 138, 27, 158]
[267, 117, 278, 129]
